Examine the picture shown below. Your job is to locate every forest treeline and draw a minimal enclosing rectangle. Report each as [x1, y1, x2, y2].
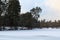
[0, 0, 41, 30]
[0, 0, 60, 31]
[40, 19, 60, 28]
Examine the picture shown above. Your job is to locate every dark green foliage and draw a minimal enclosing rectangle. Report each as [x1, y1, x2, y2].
[0, 0, 41, 30]
[40, 19, 60, 28]
[20, 12, 33, 29]
[20, 12, 40, 29]
[7, 0, 21, 27]
[0, 0, 21, 30]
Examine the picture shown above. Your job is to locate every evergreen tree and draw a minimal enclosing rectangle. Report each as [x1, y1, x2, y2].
[20, 12, 33, 29]
[0, 0, 5, 30]
[6, 0, 21, 30]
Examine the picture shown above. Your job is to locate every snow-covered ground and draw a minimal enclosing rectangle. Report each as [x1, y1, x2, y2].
[0, 28, 60, 40]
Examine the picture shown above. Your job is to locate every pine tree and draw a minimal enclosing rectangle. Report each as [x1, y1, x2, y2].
[6, 0, 21, 30]
[0, 0, 5, 30]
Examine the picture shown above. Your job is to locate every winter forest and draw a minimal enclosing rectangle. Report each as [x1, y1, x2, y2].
[0, 0, 60, 31]
[0, 0, 42, 30]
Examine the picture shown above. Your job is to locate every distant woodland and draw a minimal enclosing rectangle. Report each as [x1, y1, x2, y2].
[0, 0, 60, 30]
[40, 19, 60, 28]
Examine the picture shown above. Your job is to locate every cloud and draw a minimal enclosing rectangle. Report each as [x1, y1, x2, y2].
[19, 0, 60, 21]
[44, 0, 60, 11]
[20, 0, 35, 13]
[20, 0, 44, 13]
[39, 0, 60, 21]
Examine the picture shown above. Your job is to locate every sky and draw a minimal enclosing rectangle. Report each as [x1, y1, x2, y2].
[20, 0, 60, 21]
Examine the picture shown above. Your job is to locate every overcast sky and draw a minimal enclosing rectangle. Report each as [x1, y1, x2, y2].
[20, 0, 60, 21]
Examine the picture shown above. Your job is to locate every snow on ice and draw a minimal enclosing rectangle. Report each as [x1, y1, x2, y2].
[0, 28, 60, 40]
